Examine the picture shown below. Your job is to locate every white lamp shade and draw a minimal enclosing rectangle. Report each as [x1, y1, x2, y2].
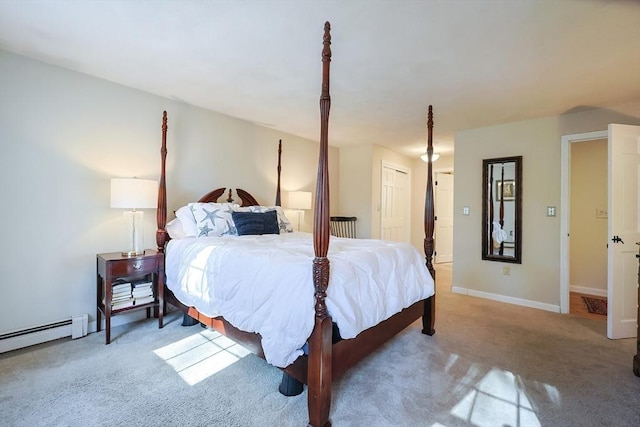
[110, 178, 158, 209]
[288, 191, 312, 210]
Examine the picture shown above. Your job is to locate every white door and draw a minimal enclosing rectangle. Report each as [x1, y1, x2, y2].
[381, 164, 409, 242]
[607, 124, 640, 339]
[435, 172, 454, 263]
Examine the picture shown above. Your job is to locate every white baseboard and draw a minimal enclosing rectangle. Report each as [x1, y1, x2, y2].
[569, 285, 607, 297]
[0, 324, 72, 354]
[452, 286, 560, 313]
[1, 310, 149, 354]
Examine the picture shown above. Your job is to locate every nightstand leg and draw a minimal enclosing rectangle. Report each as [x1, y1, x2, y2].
[105, 306, 111, 344]
[158, 272, 164, 328]
[96, 273, 102, 332]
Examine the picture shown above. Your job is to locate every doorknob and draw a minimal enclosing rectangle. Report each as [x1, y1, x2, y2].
[611, 235, 624, 244]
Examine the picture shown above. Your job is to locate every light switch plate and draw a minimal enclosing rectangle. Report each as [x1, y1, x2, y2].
[463, 206, 470, 215]
[547, 206, 556, 217]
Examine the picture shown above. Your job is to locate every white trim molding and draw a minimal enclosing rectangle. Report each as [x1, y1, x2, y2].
[452, 286, 560, 313]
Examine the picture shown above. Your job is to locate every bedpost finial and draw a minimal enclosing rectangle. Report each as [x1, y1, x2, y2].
[323, 22, 332, 55]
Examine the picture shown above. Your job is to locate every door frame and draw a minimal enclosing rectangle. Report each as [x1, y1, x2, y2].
[559, 130, 608, 313]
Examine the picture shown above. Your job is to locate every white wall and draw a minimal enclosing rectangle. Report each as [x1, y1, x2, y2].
[338, 145, 373, 238]
[0, 50, 339, 337]
[453, 101, 640, 310]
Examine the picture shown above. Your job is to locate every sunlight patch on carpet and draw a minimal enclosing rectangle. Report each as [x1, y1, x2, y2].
[450, 368, 541, 427]
[154, 328, 250, 385]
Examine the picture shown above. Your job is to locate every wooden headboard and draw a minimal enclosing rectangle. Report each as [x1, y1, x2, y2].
[155, 133, 283, 250]
[197, 187, 259, 206]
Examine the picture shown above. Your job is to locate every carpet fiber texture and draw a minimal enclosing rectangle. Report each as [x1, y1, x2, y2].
[582, 296, 608, 316]
[1, 265, 638, 426]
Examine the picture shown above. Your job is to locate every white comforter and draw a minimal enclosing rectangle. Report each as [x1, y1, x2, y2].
[165, 232, 434, 368]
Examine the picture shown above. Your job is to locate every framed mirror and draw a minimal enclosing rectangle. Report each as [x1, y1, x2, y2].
[482, 156, 522, 264]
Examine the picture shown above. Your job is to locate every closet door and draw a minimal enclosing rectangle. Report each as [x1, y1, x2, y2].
[381, 164, 409, 243]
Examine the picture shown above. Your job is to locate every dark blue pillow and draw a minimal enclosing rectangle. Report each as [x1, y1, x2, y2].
[232, 210, 280, 236]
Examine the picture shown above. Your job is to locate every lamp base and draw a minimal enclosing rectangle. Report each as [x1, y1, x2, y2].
[121, 249, 146, 257]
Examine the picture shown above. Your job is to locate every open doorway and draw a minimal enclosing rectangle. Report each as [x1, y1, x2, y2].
[560, 131, 607, 319]
[435, 172, 454, 263]
[567, 138, 608, 322]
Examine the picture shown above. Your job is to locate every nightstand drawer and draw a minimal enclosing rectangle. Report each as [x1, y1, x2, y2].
[108, 256, 160, 276]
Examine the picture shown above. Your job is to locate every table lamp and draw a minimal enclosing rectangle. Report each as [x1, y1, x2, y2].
[110, 178, 157, 256]
[288, 191, 312, 232]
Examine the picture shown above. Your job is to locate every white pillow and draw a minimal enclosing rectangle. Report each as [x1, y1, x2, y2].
[166, 217, 189, 240]
[235, 205, 294, 233]
[174, 205, 198, 237]
[189, 202, 238, 237]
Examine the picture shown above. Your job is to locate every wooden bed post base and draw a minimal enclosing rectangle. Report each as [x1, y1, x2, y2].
[422, 295, 436, 336]
[307, 315, 333, 427]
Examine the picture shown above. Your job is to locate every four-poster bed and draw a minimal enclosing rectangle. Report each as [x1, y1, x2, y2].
[155, 22, 437, 427]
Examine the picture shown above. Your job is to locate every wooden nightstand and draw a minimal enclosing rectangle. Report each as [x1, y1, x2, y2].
[96, 250, 164, 344]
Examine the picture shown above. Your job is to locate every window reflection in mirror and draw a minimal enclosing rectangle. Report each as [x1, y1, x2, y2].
[482, 156, 522, 264]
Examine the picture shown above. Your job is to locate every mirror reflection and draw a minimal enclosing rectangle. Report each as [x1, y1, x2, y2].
[482, 156, 522, 264]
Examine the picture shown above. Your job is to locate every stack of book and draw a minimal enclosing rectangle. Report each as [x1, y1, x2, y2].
[132, 281, 154, 306]
[110, 281, 134, 310]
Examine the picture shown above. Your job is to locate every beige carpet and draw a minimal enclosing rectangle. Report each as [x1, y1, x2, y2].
[1, 264, 638, 426]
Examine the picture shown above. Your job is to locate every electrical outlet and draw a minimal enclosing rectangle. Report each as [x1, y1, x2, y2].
[463, 206, 470, 215]
[502, 266, 511, 276]
[547, 206, 556, 217]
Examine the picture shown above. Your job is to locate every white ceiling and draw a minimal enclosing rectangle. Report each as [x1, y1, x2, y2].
[1, 1, 639, 158]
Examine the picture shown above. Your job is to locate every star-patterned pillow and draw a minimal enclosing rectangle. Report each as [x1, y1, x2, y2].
[189, 202, 238, 237]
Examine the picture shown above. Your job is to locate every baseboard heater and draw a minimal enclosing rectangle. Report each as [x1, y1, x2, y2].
[0, 314, 88, 354]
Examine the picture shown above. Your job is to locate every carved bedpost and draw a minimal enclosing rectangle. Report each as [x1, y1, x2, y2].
[422, 105, 436, 336]
[308, 21, 332, 427]
[276, 140, 282, 206]
[156, 111, 168, 252]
